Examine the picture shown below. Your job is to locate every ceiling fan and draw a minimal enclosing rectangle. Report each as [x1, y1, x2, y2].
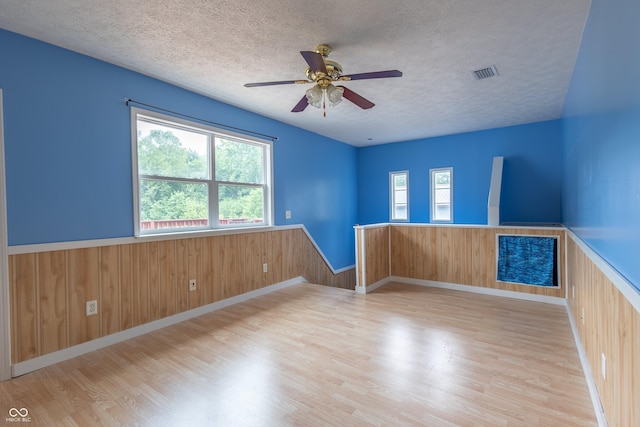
[244, 44, 402, 115]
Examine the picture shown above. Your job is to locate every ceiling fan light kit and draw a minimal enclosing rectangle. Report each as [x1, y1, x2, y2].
[244, 44, 402, 116]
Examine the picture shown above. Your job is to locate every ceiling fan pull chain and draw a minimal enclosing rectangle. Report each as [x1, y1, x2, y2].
[323, 91, 327, 117]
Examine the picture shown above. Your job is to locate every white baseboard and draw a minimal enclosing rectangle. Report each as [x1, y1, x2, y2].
[356, 277, 392, 294]
[384, 276, 566, 305]
[12, 276, 305, 377]
[566, 304, 608, 427]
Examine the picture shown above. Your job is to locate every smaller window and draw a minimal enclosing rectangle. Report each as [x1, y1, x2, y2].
[390, 171, 409, 221]
[430, 167, 453, 222]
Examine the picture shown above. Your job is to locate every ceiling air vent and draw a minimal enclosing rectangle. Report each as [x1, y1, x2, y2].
[473, 66, 498, 80]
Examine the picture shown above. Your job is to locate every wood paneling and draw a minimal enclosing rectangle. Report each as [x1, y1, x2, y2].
[390, 225, 411, 278]
[38, 251, 66, 355]
[9, 253, 37, 362]
[148, 241, 159, 321]
[386, 225, 565, 297]
[471, 227, 496, 287]
[157, 240, 177, 319]
[175, 239, 188, 313]
[67, 247, 100, 346]
[100, 245, 120, 336]
[120, 244, 133, 330]
[364, 226, 389, 285]
[566, 237, 640, 427]
[131, 243, 150, 326]
[441, 227, 472, 284]
[187, 238, 203, 311]
[9, 227, 355, 363]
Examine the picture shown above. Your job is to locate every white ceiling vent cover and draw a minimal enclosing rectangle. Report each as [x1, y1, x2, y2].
[473, 66, 499, 80]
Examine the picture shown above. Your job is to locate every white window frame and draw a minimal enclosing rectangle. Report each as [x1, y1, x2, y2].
[131, 107, 273, 236]
[390, 171, 409, 222]
[430, 167, 453, 223]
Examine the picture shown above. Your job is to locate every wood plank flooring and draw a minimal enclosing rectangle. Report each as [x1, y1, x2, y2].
[0, 282, 596, 426]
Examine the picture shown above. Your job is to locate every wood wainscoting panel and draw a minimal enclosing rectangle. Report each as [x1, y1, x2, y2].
[148, 241, 160, 322]
[267, 230, 283, 286]
[119, 245, 134, 330]
[390, 225, 411, 278]
[67, 247, 100, 346]
[8, 227, 355, 363]
[218, 234, 238, 300]
[131, 242, 150, 327]
[471, 227, 496, 288]
[99, 245, 121, 336]
[38, 251, 67, 355]
[440, 227, 472, 285]
[202, 235, 218, 305]
[176, 239, 189, 314]
[187, 238, 204, 311]
[364, 226, 389, 286]
[388, 225, 565, 297]
[566, 236, 640, 427]
[416, 225, 441, 281]
[157, 240, 177, 319]
[9, 253, 37, 362]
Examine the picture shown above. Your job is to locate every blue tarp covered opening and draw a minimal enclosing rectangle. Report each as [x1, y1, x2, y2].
[497, 235, 558, 287]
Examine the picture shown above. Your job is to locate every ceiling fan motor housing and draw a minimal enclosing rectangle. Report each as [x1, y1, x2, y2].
[305, 60, 343, 86]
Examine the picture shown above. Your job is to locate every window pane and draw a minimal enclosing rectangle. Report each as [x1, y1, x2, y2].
[435, 188, 450, 203]
[137, 119, 209, 179]
[434, 204, 450, 221]
[390, 171, 409, 221]
[395, 204, 407, 220]
[218, 184, 264, 225]
[139, 179, 208, 230]
[215, 138, 264, 184]
[431, 168, 452, 222]
[434, 171, 450, 186]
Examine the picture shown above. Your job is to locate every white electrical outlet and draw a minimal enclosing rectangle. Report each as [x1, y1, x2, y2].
[601, 353, 606, 379]
[263, 263, 268, 273]
[581, 307, 585, 325]
[86, 300, 98, 316]
[285, 210, 291, 220]
[572, 285, 575, 299]
[189, 279, 196, 291]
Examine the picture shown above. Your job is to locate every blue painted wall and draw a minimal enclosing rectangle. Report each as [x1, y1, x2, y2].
[562, 0, 640, 290]
[0, 29, 357, 270]
[358, 121, 564, 226]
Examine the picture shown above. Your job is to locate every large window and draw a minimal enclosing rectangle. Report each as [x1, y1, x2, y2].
[131, 108, 272, 235]
[430, 167, 453, 222]
[390, 171, 409, 221]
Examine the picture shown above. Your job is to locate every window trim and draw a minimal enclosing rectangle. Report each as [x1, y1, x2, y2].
[430, 167, 453, 223]
[389, 170, 409, 222]
[130, 107, 273, 237]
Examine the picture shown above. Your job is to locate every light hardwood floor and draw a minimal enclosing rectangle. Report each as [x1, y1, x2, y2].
[0, 282, 596, 426]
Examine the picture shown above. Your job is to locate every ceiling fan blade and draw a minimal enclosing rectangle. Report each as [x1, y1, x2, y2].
[300, 51, 328, 74]
[244, 80, 301, 87]
[342, 70, 403, 81]
[338, 86, 375, 109]
[291, 95, 309, 112]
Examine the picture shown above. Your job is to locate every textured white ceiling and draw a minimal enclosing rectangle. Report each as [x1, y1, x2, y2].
[0, 0, 591, 146]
